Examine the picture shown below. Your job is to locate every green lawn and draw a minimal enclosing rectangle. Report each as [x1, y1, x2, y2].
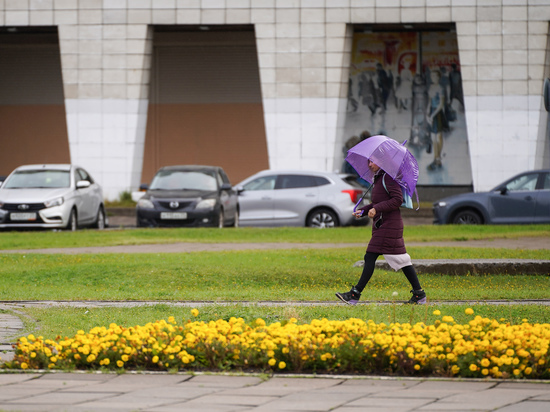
[1, 225, 549, 342]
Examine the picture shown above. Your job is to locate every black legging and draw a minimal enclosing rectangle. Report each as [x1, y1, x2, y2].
[355, 252, 422, 293]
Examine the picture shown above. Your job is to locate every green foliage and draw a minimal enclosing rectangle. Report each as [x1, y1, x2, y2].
[104, 190, 136, 208]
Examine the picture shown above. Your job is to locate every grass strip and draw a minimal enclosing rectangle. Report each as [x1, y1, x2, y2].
[16, 304, 550, 341]
[0, 248, 549, 302]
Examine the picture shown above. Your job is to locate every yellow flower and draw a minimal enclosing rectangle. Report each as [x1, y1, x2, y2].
[117, 360, 124, 368]
[152, 356, 159, 363]
[465, 308, 474, 315]
[442, 316, 454, 323]
[481, 369, 489, 375]
[21, 362, 28, 369]
[278, 361, 286, 369]
[191, 309, 199, 317]
[480, 359, 490, 367]
[414, 364, 420, 370]
[268, 358, 276, 366]
[469, 364, 478, 372]
[433, 310, 441, 316]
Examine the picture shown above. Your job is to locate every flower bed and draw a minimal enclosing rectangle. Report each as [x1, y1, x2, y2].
[4, 309, 550, 379]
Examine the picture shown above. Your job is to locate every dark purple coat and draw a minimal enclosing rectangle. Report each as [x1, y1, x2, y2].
[360, 172, 406, 255]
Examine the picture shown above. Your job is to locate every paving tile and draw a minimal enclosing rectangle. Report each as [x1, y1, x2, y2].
[149, 404, 248, 412]
[183, 394, 279, 406]
[417, 387, 548, 410]
[0, 374, 37, 385]
[0, 403, 67, 411]
[497, 400, 550, 412]
[5, 390, 115, 405]
[347, 396, 435, 409]
[122, 384, 221, 399]
[242, 390, 356, 411]
[182, 375, 263, 388]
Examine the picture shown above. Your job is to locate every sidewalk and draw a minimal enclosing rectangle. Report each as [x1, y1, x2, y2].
[0, 372, 549, 411]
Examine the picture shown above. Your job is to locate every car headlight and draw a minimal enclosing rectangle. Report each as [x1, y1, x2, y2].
[137, 198, 155, 209]
[44, 197, 64, 208]
[437, 201, 447, 207]
[196, 198, 216, 209]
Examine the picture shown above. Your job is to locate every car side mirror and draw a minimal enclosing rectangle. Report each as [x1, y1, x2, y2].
[139, 183, 149, 191]
[76, 180, 91, 189]
[500, 187, 508, 195]
[220, 183, 232, 191]
[235, 185, 244, 194]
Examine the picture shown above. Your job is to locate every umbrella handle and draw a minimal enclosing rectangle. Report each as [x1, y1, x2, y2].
[353, 184, 374, 213]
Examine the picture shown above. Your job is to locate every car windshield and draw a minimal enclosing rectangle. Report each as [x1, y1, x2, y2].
[3, 170, 70, 189]
[150, 170, 217, 191]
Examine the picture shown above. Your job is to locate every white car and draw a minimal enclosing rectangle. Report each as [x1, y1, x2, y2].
[235, 170, 369, 228]
[0, 164, 107, 231]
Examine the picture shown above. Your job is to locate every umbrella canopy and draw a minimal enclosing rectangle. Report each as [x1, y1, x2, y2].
[345, 135, 419, 197]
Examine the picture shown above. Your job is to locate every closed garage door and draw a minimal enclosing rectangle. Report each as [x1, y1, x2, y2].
[142, 26, 269, 185]
[0, 28, 70, 177]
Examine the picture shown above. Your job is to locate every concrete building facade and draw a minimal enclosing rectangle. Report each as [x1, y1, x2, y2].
[0, 0, 549, 200]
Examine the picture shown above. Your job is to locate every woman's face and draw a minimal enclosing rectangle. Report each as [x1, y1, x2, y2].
[368, 159, 380, 173]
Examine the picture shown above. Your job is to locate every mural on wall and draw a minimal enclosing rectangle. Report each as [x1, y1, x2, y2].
[343, 31, 472, 186]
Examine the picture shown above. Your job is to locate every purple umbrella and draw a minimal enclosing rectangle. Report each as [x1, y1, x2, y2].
[345, 135, 419, 197]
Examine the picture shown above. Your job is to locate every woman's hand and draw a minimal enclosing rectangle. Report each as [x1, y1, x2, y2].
[352, 210, 364, 218]
[367, 208, 377, 218]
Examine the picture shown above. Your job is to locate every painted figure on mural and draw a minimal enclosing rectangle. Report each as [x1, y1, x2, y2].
[449, 63, 464, 111]
[426, 69, 449, 171]
[409, 74, 430, 148]
[375, 63, 391, 110]
[395, 57, 413, 111]
[347, 77, 358, 112]
[359, 72, 377, 115]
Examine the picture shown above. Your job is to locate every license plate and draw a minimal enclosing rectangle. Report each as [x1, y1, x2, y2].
[11, 212, 37, 221]
[160, 212, 187, 220]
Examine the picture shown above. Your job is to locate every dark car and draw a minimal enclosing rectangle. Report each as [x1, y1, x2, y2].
[433, 169, 550, 224]
[136, 165, 239, 228]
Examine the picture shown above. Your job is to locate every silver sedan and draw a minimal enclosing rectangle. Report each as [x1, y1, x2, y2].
[0, 164, 107, 231]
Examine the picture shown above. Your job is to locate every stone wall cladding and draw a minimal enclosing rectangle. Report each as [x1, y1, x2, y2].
[0, 1, 547, 198]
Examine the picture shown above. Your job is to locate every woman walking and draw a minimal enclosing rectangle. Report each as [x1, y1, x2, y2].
[335, 158, 427, 305]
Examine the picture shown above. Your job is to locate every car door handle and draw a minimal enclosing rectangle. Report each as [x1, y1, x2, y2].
[261, 197, 272, 200]
[305, 193, 316, 197]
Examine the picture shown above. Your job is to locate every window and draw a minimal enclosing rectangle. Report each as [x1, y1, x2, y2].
[243, 176, 276, 191]
[505, 173, 538, 192]
[276, 175, 315, 189]
[542, 173, 550, 190]
[77, 168, 93, 183]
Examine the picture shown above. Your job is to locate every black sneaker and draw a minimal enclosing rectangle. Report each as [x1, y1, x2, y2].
[336, 287, 361, 305]
[407, 289, 427, 304]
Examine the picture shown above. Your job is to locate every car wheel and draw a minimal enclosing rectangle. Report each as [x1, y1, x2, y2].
[452, 210, 482, 225]
[218, 210, 225, 228]
[65, 209, 77, 231]
[94, 207, 106, 229]
[307, 208, 338, 228]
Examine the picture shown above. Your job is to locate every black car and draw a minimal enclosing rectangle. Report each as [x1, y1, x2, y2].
[433, 169, 550, 224]
[136, 165, 239, 228]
